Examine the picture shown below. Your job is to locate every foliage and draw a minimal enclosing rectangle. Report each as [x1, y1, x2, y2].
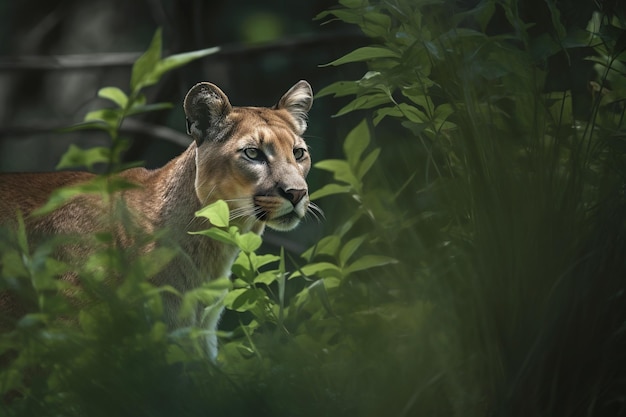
[2, 2, 626, 417]
[311, 1, 626, 416]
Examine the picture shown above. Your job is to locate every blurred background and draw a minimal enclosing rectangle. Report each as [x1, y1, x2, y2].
[2, 2, 626, 416]
[0, 0, 367, 251]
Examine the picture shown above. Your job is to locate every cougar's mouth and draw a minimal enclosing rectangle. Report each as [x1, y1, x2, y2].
[253, 195, 308, 231]
[267, 211, 302, 230]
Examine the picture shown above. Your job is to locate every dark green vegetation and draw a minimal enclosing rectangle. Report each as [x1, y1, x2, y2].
[2, 1, 626, 416]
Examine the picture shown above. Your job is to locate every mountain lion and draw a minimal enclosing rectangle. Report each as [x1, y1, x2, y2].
[0, 80, 315, 359]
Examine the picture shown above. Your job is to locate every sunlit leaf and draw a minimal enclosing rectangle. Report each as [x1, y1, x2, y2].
[247, 253, 280, 270]
[195, 200, 229, 228]
[189, 227, 236, 246]
[236, 232, 262, 253]
[84, 109, 122, 132]
[98, 87, 128, 109]
[254, 271, 278, 286]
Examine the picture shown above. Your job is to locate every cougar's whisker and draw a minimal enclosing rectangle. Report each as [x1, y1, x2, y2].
[308, 203, 325, 220]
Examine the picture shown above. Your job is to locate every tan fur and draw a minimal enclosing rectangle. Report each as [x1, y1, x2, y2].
[0, 81, 314, 359]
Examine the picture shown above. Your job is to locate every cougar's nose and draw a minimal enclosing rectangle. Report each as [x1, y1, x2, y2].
[279, 188, 307, 206]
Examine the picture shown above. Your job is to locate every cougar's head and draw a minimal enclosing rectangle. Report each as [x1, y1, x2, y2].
[183, 80, 314, 231]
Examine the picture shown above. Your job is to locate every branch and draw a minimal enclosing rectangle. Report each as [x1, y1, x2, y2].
[0, 31, 366, 71]
[0, 53, 141, 71]
[121, 119, 190, 147]
[0, 120, 191, 147]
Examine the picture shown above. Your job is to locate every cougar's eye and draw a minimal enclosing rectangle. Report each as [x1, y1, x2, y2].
[293, 148, 306, 160]
[243, 147, 263, 161]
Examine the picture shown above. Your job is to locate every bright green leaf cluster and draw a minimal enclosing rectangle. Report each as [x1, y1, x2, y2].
[60, 28, 218, 174]
[192, 200, 263, 254]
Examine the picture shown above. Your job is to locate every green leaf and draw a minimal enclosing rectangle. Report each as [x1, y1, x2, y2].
[357, 148, 380, 180]
[189, 227, 236, 246]
[224, 288, 265, 312]
[56, 144, 111, 170]
[344, 255, 398, 275]
[314, 160, 359, 189]
[248, 253, 280, 269]
[360, 11, 392, 38]
[131, 28, 163, 93]
[236, 232, 262, 253]
[195, 200, 229, 227]
[344, 119, 370, 169]
[84, 108, 122, 130]
[58, 120, 111, 133]
[135, 247, 176, 279]
[339, 235, 367, 266]
[132, 31, 162, 85]
[320, 46, 400, 67]
[453, 0, 496, 32]
[131, 28, 220, 93]
[316, 80, 359, 99]
[179, 281, 230, 321]
[126, 102, 173, 117]
[309, 278, 336, 315]
[339, 0, 366, 8]
[301, 235, 341, 261]
[374, 104, 428, 125]
[145, 47, 220, 89]
[544, 0, 567, 43]
[232, 252, 255, 283]
[335, 93, 391, 117]
[254, 271, 278, 286]
[290, 262, 342, 279]
[277, 247, 286, 326]
[98, 87, 128, 109]
[15, 211, 28, 255]
[309, 183, 352, 200]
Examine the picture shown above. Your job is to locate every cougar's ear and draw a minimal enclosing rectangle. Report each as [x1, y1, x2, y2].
[275, 80, 313, 135]
[184, 82, 232, 145]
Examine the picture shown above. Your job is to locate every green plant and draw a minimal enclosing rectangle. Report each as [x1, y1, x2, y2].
[0, 28, 225, 415]
[308, 1, 626, 416]
[2, 2, 626, 416]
